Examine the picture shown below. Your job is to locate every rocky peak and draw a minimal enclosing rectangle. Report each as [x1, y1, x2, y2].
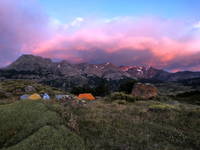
[1, 54, 170, 80]
[120, 65, 151, 72]
[98, 62, 120, 74]
[100, 62, 117, 68]
[6, 54, 53, 71]
[119, 65, 155, 78]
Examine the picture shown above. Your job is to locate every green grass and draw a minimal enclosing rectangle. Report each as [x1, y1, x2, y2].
[60, 100, 200, 150]
[106, 92, 139, 102]
[148, 103, 177, 112]
[0, 100, 85, 150]
[0, 94, 199, 150]
[0, 80, 64, 98]
[5, 126, 85, 150]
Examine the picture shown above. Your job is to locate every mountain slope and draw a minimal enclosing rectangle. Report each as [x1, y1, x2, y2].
[1, 55, 200, 90]
[2, 55, 168, 80]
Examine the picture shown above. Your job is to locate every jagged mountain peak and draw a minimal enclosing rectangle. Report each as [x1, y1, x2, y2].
[1, 54, 200, 83]
[100, 62, 117, 67]
[120, 65, 151, 72]
[2, 54, 169, 80]
[13, 54, 52, 63]
[119, 65, 166, 79]
[6, 54, 53, 71]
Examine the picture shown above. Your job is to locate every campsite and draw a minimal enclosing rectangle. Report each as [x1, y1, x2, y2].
[0, 80, 199, 150]
[1, 0, 200, 149]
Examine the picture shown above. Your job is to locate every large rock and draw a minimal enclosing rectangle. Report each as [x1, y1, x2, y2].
[132, 83, 158, 99]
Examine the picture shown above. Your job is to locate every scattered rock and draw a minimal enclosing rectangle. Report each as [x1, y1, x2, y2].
[0, 89, 12, 98]
[24, 85, 36, 93]
[132, 83, 158, 99]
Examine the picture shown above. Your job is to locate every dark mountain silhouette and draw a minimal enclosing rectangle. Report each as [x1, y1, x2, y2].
[0, 54, 200, 90]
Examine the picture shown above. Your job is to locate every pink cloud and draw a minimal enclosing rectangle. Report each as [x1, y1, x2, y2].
[0, 0, 200, 72]
[32, 17, 200, 71]
[0, 0, 51, 67]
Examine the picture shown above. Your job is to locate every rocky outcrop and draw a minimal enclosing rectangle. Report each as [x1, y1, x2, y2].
[132, 83, 158, 99]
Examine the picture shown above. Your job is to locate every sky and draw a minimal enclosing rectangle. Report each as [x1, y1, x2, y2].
[1, 0, 200, 72]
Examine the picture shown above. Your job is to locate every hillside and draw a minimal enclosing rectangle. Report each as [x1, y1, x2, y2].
[0, 78, 199, 150]
[0, 97, 199, 150]
[0, 80, 64, 103]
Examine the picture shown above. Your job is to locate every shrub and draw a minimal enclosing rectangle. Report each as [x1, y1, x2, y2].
[0, 80, 64, 98]
[174, 91, 200, 105]
[119, 79, 137, 94]
[148, 104, 176, 112]
[153, 95, 173, 101]
[115, 100, 127, 105]
[108, 92, 138, 102]
[71, 86, 95, 95]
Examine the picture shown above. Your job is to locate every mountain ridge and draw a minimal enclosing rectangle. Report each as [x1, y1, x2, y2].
[3, 54, 167, 79]
[1, 54, 200, 91]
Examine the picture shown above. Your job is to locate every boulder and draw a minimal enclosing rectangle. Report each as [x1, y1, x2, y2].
[132, 83, 158, 99]
[24, 86, 36, 93]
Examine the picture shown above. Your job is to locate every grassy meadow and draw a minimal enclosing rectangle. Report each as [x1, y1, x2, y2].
[0, 80, 199, 150]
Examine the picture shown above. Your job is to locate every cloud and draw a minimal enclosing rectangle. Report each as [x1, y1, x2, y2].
[193, 21, 200, 29]
[32, 16, 200, 71]
[0, 1, 200, 72]
[0, 0, 51, 67]
[70, 17, 85, 27]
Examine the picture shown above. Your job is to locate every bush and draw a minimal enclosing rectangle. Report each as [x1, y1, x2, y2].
[148, 104, 176, 112]
[115, 100, 127, 105]
[153, 95, 173, 101]
[71, 83, 109, 96]
[71, 86, 95, 95]
[119, 79, 137, 94]
[174, 91, 200, 105]
[0, 80, 63, 98]
[108, 92, 138, 102]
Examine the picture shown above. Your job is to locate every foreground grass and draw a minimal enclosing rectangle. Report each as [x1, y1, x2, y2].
[0, 100, 85, 150]
[0, 99, 199, 150]
[61, 100, 200, 150]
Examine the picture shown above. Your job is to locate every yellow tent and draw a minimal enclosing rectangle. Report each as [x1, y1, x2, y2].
[78, 93, 95, 101]
[28, 93, 42, 100]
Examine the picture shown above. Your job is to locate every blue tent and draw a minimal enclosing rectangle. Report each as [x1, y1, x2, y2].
[43, 93, 50, 100]
[20, 94, 29, 100]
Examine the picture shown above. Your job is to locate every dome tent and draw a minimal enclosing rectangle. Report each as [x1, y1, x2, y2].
[28, 93, 42, 100]
[20, 94, 30, 100]
[43, 93, 50, 100]
[78, 93, 95, 101]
